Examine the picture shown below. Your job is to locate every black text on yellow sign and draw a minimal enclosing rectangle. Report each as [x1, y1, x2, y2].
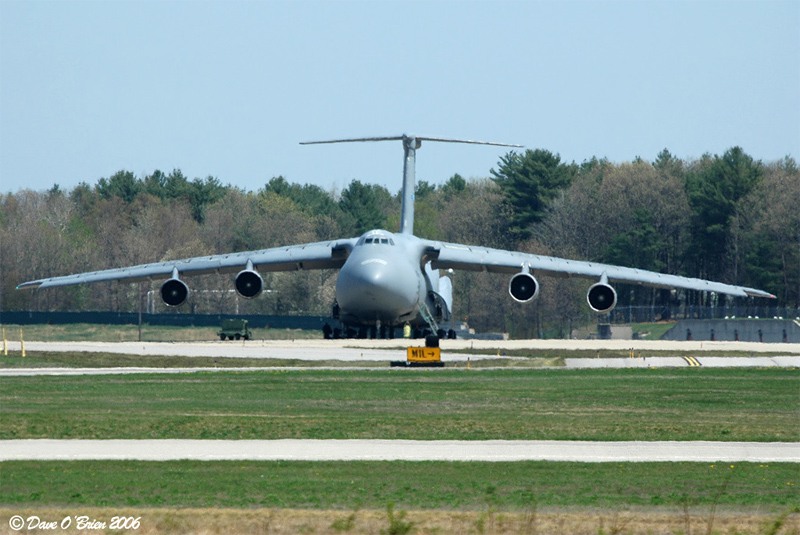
[407, 347, 441, 362]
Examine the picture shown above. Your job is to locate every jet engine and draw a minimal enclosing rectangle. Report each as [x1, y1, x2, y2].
[235, 269, 263, 299]
[508, 272, 540, 303]
[587, 281, 617, 313]
[160, 278, 190, 307]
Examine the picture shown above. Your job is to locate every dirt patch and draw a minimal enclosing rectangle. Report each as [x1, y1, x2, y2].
[2, 507, 797, 534]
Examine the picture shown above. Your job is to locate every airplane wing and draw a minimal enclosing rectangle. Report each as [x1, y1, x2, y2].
[426, 240, 776, 299]
[17, 238, 359, 291]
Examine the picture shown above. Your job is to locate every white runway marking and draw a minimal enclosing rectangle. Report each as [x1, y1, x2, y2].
[1, 439, 796, 463]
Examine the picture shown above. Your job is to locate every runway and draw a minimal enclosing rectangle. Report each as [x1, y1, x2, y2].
[1, 439, 797, 463]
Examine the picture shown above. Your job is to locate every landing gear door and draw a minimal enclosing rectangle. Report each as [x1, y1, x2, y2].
[437, 274, 453, 320]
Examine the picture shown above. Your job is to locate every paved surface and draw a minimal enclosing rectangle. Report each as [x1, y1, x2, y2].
[3, 339, 799, 370]
[3, 340, 415, 362]
[6, 338, 800, 358]
[3, 353, 800, 376]
[563, 355, 800, 368]
[1, 439, 797, 462]
[0, 367, 316, 376]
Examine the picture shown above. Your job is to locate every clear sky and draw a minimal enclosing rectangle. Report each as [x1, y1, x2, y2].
[1, 0, 798, 195]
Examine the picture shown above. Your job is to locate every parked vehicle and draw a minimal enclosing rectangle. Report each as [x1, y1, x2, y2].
[218, 319, 251, 341]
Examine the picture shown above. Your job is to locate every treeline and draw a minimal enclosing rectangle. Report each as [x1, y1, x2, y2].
[1, 147, 797, 336]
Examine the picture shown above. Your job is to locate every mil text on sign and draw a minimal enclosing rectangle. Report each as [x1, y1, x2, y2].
[407, 347, 441, 362]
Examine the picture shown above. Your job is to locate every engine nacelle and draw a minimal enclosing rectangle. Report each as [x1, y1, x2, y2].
[160, 278, 189, 307]
[508, 272, 540, 303]
[587, 282, 617, 313]
[235, 269, 263, 299]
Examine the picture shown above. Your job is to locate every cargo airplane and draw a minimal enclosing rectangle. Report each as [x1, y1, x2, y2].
[18, 135, 775, 340]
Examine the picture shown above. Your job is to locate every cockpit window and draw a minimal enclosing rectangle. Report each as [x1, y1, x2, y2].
[358, 235, 395, 246]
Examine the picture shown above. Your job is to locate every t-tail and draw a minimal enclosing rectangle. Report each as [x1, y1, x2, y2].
[301, 135, 522, 235]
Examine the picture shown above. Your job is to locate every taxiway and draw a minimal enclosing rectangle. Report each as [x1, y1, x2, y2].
[1, 439, 796, 463]
[1, 339, 798, 370]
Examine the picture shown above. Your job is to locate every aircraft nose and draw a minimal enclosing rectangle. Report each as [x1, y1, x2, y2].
[336, 257, 418, 322]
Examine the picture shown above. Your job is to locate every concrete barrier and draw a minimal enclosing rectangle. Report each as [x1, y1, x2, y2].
[662, 319, 800, 343]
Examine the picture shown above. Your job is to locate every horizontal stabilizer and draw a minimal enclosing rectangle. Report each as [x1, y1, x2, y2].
[301, 134, 523, 235]
[301, 134, 522, 148]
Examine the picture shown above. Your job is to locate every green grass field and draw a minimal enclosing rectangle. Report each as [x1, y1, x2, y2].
[2, 460, 796, 511]
[2, 358, 797, 531]
[1, 368, 797, 442]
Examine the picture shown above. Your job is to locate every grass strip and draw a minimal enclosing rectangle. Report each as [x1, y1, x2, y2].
[0, 351, 562, 369]
[1, 461, 797, 511]
[1, 323, 322, 343]
[0, 351, 389, 369]
[1, 368, 797, 441]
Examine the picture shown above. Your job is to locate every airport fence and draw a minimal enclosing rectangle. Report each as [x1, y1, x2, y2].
[0, 310, 330, 331]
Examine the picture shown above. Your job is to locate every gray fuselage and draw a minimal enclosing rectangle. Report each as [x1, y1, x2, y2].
[335, 229, 435, 327]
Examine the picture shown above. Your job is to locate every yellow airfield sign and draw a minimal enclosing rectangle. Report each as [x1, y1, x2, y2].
[407, 347, 441, 362]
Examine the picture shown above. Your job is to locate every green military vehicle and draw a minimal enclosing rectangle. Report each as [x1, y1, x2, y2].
[218, 319, 252, 341]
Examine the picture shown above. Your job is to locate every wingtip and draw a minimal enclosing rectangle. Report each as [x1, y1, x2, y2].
[16, 282, 40, 291]
[745, 289, 777, 299]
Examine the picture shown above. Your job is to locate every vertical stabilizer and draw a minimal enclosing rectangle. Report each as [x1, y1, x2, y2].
[301, 135, 522, 236]
[400, 136, 419, 234]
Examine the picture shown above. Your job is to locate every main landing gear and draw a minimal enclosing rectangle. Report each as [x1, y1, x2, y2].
[322, 323, 456, 340]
